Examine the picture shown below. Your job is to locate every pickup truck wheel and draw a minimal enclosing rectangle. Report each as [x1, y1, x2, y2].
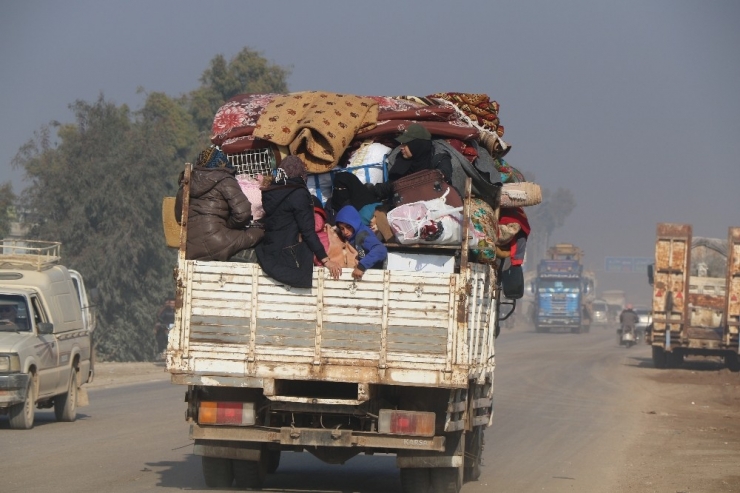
[232, 457, 267, 489]
[54, 368, 78, 422]
[651, 346, 667, 369]
[201, 456, 233, 488]
[9, 373, 37, 430]
[266, 450, 281, 474]
[400, 467, 431, 493]
[430, 467, 462, 493]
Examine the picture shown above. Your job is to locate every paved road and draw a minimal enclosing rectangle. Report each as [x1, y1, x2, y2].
[0, 326, 645, 492]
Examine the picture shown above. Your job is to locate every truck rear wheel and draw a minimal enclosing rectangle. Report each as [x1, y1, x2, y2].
[54, 368, 78, 422]
[266, 450, 281, 474]
[726, 353, 740, 372]
[651, 346, 667, 369]
[201, 456, 233, 488]
[9, 373, 37, 430]
[463, 426, 483, 482]
[431, 467, 462, 493]
[233, 457, 267, 489]
[400, 468, 431, 493]
[666, 351, 684, 368]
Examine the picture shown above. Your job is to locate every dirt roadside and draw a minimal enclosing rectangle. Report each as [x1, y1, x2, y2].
[87, 361, 170, 390]
[616, 356, 740, 492]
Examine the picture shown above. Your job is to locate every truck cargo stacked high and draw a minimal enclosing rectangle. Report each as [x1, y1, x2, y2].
[165, 91, 540, 492]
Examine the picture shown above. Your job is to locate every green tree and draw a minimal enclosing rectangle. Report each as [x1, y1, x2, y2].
[0, 182, 16, 238]
[12, 48, 290, 361]
[189, 47, 291, 133]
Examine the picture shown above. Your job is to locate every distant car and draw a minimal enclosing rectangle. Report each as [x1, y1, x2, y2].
[591, 301, 609, 325]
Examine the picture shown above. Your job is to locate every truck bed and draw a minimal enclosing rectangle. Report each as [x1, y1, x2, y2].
[167, 260, 496, 391]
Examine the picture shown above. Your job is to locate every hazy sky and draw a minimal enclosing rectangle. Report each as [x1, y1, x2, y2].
[2, 1, 738, 299]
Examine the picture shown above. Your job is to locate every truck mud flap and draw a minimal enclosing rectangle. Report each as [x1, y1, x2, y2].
[190, 424, 445, 452]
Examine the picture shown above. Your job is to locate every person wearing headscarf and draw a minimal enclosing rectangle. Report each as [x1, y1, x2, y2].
[331, 172, 380, 226]
[256, 156, 341, 288]
[367, 123, 454, 201]
[175, 146, 264, 261]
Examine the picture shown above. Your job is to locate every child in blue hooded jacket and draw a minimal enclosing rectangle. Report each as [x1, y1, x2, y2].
[335, 205, 388, 280]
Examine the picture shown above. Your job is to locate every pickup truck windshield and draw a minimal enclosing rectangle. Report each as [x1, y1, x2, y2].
[0, 295, 31, 332]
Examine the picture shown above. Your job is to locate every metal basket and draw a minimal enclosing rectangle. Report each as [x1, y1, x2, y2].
[227, 147, 277, 179]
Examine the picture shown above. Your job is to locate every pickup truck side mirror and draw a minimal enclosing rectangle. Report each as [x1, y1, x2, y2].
[647, 264, 654, 286]
[37, 322, 54, 335]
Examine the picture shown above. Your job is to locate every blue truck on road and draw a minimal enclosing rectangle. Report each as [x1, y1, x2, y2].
[533, 244, 594, 334]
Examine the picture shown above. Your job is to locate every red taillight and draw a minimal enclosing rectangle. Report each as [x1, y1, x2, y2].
[378, 409, 435, 437]
[198, 402, 255, 426]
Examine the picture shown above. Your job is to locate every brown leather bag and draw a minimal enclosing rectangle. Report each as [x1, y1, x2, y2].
[391, 169, 463, 208]
[325, 224, 359, 268]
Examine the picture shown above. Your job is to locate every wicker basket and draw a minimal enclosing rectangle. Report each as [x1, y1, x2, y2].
[499, 182, 542, 208]
[162, 197, 180, 248]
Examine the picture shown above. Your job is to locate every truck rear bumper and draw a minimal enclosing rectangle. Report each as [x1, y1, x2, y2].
[0, 373, 29, 405]
[190, 424, 445, 452]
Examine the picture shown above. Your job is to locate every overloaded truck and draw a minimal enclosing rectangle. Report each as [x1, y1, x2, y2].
[0, 240, 96, 429]
[532, 243, 595, 333]
[165, 91, 515, 492]
[646, 223, 740, 370]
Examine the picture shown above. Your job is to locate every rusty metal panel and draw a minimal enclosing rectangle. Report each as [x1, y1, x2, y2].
[726, 228, 740, 334]
[651, 223, 691, 341]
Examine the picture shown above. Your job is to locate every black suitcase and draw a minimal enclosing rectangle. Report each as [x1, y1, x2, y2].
[391, 169, 463, 208]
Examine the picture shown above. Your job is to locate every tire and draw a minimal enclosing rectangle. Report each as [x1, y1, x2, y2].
[233, 457, 267, 489]
[431, 467, 462, 493]
[9, 373, 37, 430]
[400, 468, 431, 493]
[652, 346, 667, 369]
[726, 353, 740, 372]
[463, 427, 483, 482]
[666, 351, 684, 368]
[571, 326, 581, 334]
[54, 368, 78, 422]
[266, 450, 281, 474]
[201, 456, 233, 488]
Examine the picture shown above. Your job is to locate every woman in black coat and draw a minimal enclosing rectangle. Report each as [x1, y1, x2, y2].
[256, 156, 342, 288]
[175, 146, 264, 260]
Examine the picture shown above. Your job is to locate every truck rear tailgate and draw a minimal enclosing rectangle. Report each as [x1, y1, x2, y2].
[167, 260, 496, 389]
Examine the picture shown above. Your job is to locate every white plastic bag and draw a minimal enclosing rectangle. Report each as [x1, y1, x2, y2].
[387, 190, 466, 245]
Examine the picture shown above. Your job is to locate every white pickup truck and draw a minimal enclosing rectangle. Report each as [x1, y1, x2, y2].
[0, 240, 96, 429]
[166, 163, 503, 492]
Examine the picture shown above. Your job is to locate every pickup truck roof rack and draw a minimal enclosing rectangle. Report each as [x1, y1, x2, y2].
[0, 239, 62, 271]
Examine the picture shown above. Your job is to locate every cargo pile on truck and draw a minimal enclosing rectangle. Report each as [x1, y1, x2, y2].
[646, 223, 740, 370]
[165, 91, 541, 492]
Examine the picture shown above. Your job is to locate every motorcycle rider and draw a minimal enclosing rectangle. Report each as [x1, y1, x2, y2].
[619, 304, 639, 342]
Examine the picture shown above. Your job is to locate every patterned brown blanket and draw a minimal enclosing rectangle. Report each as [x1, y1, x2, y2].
[253, 91, 378, 173]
